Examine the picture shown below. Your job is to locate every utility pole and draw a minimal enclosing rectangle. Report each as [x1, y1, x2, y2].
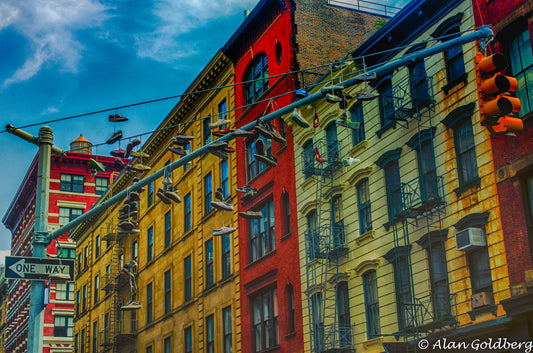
[5, 125, 65, 353]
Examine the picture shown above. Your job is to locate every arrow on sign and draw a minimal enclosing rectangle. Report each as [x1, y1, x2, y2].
[4, 256, 74, 281]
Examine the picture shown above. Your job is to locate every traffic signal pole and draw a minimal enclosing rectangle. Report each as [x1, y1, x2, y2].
[5, 25, 494, 352]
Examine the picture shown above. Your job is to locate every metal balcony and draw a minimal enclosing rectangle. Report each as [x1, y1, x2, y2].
[302, 139, 343, 178]
[306, 222, 348, 260]
[321, 323, 355, 353]
[382, 74, 434, 123]
[398, 293, 458, 334]
[115, 317, 137, 344]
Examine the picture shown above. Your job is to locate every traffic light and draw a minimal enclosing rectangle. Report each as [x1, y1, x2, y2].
[476, 52, 523, 137]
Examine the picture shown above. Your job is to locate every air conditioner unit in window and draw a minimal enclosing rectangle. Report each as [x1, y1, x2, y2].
[455, 227, 487, 251]
[471, 291, 494, 309]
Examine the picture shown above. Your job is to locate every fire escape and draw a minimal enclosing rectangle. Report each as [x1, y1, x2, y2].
[381, 72, 458, 352]
[100, 221, 138, 353]
[304, 135, 354, 353]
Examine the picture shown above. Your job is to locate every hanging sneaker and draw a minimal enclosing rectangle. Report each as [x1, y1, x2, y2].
[213, 226, 237, 236]
[224, 146, 236, 153]
[326, 93, 343, 103]
[231, 129, 255, 137]
[162, 176, 172, 186]
[240, 189, 257, 202]
[212, 128, 234, 137]
[131, 163, 151, 172]
[295, 89, 310, 99]
[128, 191, 140, 202]
[356, 92, 380, 101]
[268, 123, 286, 144]
[118, 210, 137, 220]
[106, 131, 123, 144]
[169, 146, 188, 156]
[235, 185, 257, 194]
[255, 120, 274, 139]
[125, 139, 142, 157]
[118, 220, 135, 231]
[354, 72, 377, 82]
[109, 114, 129, 122]
[215, 187, 224, 201]
[291, 108, 310, 128]
[118, 228, 140, 234]
[336, 120, 360, 130]
[157, 189, 172, 204]
[207, 140, 228, 152]
[313, 147, 324, 163]
[339, 96, 349, 110]
[110, 149, 126, 158]
[130, 151, 150, 158]
[343, 157, 360, 166]
[239, 211, 262, 219]
[211, 200, 234, 212]
[209, 119, 231, 129]
[255, 153, 278, 167]
[174, 133, 194, 141]
[89, 159, 106, 173]
[121, 301, 142, 311]
[313, 112, 320, 128]
[164, 190, 181, 203]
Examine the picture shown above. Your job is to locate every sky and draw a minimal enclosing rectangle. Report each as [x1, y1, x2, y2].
[0, 0, 408, 253]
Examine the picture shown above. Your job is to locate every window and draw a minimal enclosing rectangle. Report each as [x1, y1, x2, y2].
[409, 59, 431, 106]
[276, 42, 282, 65]
[384, 161, 402, 221]
[184, 193, 191, 232]
[310, 292, 323, 352]
[278, 118, 286, 138]
[184, 142, 191, 171]
[246, 137, 271, 180]
[219, 98, 228, 124]
[378, 77, 394, 127]
[350, 103, 365, 146]
[508, 28, 533, 117]
[306, 210, 318, 258]
[363, 270, 381, 339]
[164, 336, 172, 353]
[165, 211, 171, 248]
[164, 269, 172, 314]
[60, 174, 84, 193]
[467, 246, 493, 294]
[204, 172, 212, 214]
[75, 333, 78, 353]
[244, 53, 269, 104]
[286, 284, 295, 333]
[302, 139, 314, 179]
[223, 306, 232, 353]
[147, 282, 153, 324]
[356, 178, 372, 235]
[56, 282, 74, 301]
[249, 200, 275, 262]
[184, 326, 193, 353]
[426, 239, 451, 318]
[282, 192, 291, 236]
[336, 282, 351, 346]
[385, 248, 413, 330]
[81, 329, 85, 353]
[206, 314, 215, 353]
[147, 227, 154, 261]
[205, 239, 214, 287]
[77, 253, 82, 274]
[94, 235, 100, 258]
[95, 177, 108, 195]
[132, 240, 138, 261]
[92, 321, 98, 353]
[148, 181, 154, 207]
[82, 284, 87, 312]
[431, 13, 465, 92]
[76, 291, 80, 316]
[204, 115, 212, 145]
[454, 119, 478, 186]
[331, 194, 345, 246]
[94, 275, 99, 304]
[222, 233, 231, 279]
[184, 255, 192, 301]
[54, 315, 73, 337]
[58, 247, 76, 259]
[220, 158, 229, 199]
[146, 346, 152, 353]
[325, 122, 339, 161]
[84, 246, 88, 268]
[252, 287, 279, 352]
[59, 207, 82, 225]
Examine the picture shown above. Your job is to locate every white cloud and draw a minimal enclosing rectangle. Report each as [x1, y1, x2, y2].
[2, 0, 110, 87]
[135, 0, 258, 64]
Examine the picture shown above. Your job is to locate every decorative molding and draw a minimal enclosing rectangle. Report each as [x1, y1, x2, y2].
[56, 201, 86, 209]
[355, 230, 375, 246]
[416, 229, 449, 249]
[327, 272, 350, 285]
[406, 127, 437, 149]
[383, 245, 412, 263]
[441, 102, 475, 129]
[299, 199, 318, 216]
[375, 148, 402, 169]
[344, 166, 373, 187]
[353, 259, 381, 277]
[431, 12, 464, 38]
[453, 211, 490, 231]
[295, 126, 315, 146]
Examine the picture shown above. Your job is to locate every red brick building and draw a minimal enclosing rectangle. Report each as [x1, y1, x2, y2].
[221, 1, 387, 351]
[2, 135, 124, 353]
[473, 0, 533, 341]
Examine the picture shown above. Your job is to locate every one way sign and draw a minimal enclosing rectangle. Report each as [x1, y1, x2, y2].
[5, 256, 74, 281]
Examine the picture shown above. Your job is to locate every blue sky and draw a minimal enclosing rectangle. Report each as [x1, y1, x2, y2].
[0, 0, 407, 254]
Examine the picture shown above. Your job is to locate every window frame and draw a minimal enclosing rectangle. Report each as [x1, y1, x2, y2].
[164, 269, 172, 314]
[54, 315, 74, 337]
[164, 210, 172, 248]
[221, 233, 231, 279]
[60, 174, 84, 193]
[147, 226, 154, 262]
[184, 255, 192, 302]
[356, 178, 373, 235]
[384, 160, 402, 221]
[95, 177, 108, 195]
[249, 199, 275, 263]
[362, 270, 381, 339]
[453, 118, 479, 187]
[336, 281, 351, 346]
[223, 306, 233, 353]
[206, 314, 215, 353]
[184, 326, 193, 353]
[467, 246, 493, 294]
[184, 192, 192, 232]
[205, 239, 214, 288]
[59, 207, 83, 226]
[508, 28, 533, 117]
[55, 281, 75, 301]
[244, 53, 269, 105]
[282, 192, 291, 236]
[148, 181, 154, 207]
[220, 158, 229, 199]
[204, 172, 213, 214]
[251, 286, 279, 352]
[350, 103, 365, 146]
[146, 282, 153, 324]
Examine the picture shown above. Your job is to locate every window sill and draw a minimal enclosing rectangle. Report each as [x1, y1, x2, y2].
[453, 177, 481, 197]
[442, 72, 468, 95]
[376, 121, 396, 138]
[350, 140, 368, 156]
[280, 232, 292, 242]
[468, 303, 497, 321]
[257, 345, 281, 353]
[284, 331, 296, 339]
[245, 250, 277, 270]
[276, 144, 287, 156]
[355, 229, 374, 246]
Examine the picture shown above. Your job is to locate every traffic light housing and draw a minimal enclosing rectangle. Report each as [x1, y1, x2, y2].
[476, 52, 523, 137]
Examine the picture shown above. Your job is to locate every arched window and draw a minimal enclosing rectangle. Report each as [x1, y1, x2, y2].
[286, 283, 295, 333]
[244, 53, 269, 104]
[282, 191, 291, 236]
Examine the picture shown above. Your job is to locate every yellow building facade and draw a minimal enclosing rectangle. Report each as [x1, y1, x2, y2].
[293, 1, 511, 352]
[71, 51, 241, 353]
